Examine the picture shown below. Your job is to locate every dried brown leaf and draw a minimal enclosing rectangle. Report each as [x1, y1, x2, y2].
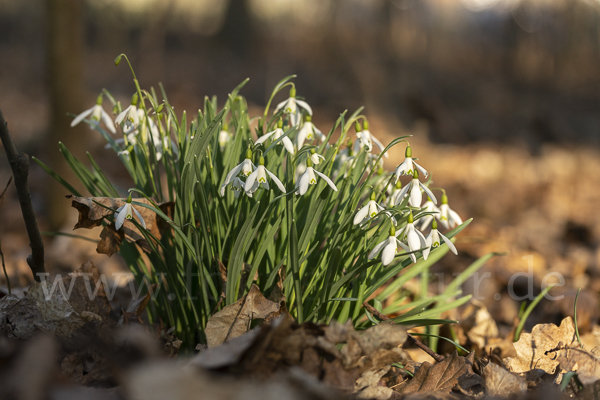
[204, 284, 284, 348]
[460, 299, 499, 350]
[396, 352, 481, 395]
[557, 347, 600, 385]
[505, 317, 577, 375]
[483, 362, 527, 397]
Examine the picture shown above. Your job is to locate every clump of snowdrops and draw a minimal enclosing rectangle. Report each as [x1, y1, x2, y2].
[38, 55, 491, 348]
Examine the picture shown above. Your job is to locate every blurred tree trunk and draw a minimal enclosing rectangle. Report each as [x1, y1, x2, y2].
[46, 0, 85, 230]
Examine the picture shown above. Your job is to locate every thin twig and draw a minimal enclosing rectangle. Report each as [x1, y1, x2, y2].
[0, 109, 45, 281]
[363, 301, 444, 362]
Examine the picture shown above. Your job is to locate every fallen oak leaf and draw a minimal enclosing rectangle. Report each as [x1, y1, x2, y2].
[483, 362, 527, 397]
[556, 347, 600, 386]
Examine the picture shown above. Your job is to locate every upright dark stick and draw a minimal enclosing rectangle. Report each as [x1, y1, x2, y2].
[0, 110, 45, 281]
[363, 301, 444, 362]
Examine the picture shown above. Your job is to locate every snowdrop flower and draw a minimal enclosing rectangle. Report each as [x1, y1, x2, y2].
[418, 197, 440, 230]
[218, 123, 232, 151]
[397, 212, 428, 263]
[354, 193, 385, 225]
[395, 146, 428, 180]
[353, 121, 387, 158]
[297, 115, 324, 149]
[255, 119, 295, 154]
[230, 177, 245, 198]
[423, 220, 458, 259]
[295, 158, 338, 196]
[309, 149, 325, 165]
[368, 226, 401, 266]
[438, 193, 463, 230]
[114, 194, 147, 231]
[115, 94, 140, 131]
[245, 156, 287, 196]
[71, 94, 116, 134]
[274, 87, 312, 126]
[393, 170, 436, 208]
[220, 149, 256, 196]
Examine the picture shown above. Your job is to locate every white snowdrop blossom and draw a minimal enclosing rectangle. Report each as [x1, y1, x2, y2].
[231, 177, 245, 198]
[418, 198, 441, 230]
[388, 180, 407, 207]
[117, 109, 169, 161]
[114, 195, 147, 231]
[71, 94, 116, 134]
[220, 149, 256, 196]
[397, 212, 428, 263]
[353, 121, 387, 158]
[423, 220, 458, 260]
[368, 226, 401, 266]
[309, 149, 325, 165]
[395, 146, 428, 180]
[393, 170, 436, 207]
[354, 193, 385, 225]
[115, 93, 140, 131]
[255, 119, 295, 154]
[438, 193, 463, 230]
[274, 87, 312, 126]
[295, 159, 338, 196]
[297, 115, 324, 149]
[244, 156, 287, 196]
[218, 123, 232, 150]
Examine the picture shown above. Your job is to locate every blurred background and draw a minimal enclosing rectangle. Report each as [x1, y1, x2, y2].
[1, 0, 600, 342]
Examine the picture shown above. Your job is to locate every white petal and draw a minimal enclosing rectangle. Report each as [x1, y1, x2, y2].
[419, 182, 437, 205]
[313, 170, 338, 191]
[245, 169, 260, 192]
[115, 107, 129, 125]
[370, 134, 386, 154]
[295, 100, 313, 115]
[132, 207, 147, 229]
[422, 233, 432, 260]
[413, 160, 429, 178]
[353, 204, 370, 225]
[101, 110, 116, 134]
[368, 238, 387, 259]
[115, 207, 128, 230]
[448, 209, 463, 227]
[439, 232, 458, 255]
[381, 240, 397, 266]
[394, 159, 410, 179]
[409, 180, 422, 207]
[274, 99, 288, 113]
[282, 136, 295, 154]
[296, 172, 310, 195]
[220, 163, 244, 196]
[71, 107, 94, 127]
[394, 184, 411, 206]
[255, 130, 275, 145]
[297, 125, 309, 149]
[407, 228, 421, 253]
[397, 240, 417, 263]
[265, 168, 287, 193]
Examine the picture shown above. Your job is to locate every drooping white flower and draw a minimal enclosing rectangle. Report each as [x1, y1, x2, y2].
[218, 123, 232, 151]
[422, 219, 458, 259]
[353, 121, 387, 158]
[368, 226, 401, 266]
[395, 146, 428, 180]
[231, 177, 245, 198]
[397, 212, 428, 263]
[354, 193, 385, 225]
[438, 193, 463, 230]
[244, 156, 287, 196]
[71, 94, 116, 134]
[220, 149, 256, 196]
[297, 115, 324, 149]
[114, 195, 147, 231]
[295, 159, 338, 196]
[388, 180, 408, 207]
[393, 170, 436, 208]
[255, 119, 295, 154]
[418, 198, 441, 230]
[274, 87, 312, 127]
[309, 149, 325, 165]
[115, 93, 140, 131]
[118, 109, 168, 161]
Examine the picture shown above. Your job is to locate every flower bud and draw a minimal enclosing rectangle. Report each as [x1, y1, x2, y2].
[114, 54, 123, 66]
[355, 122, 362, 132]
[277, 119, 283, 128]
[310, 149, 316, 154]
[405, 146, 412, 158]
[431, 219, 438, 230]
[96, 94, 103, 105]
[389, 226, 396, 236]
[131, 93, 138, 106]
[407, 211, 414, 224]
[363, 120, 369, 130]
[156, 103, 164, 113]
[289, 86, 296, 98]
